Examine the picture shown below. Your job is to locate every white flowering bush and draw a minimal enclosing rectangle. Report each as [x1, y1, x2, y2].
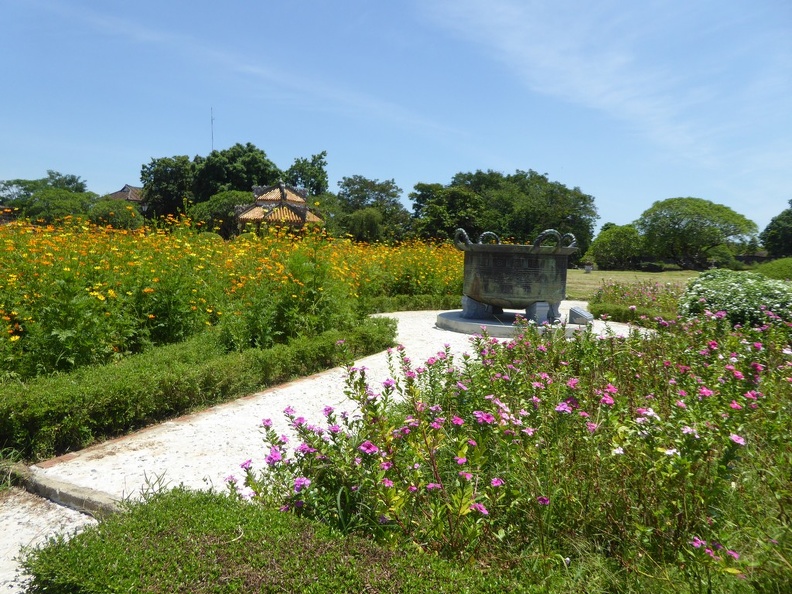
[679, 269, 792, 326]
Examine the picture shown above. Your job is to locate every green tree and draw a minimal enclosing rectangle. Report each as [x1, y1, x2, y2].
[187, 190, 252, 239]
[337, 176, 410, 241]
[635, 197, 757, 269]
[1, 170, 89, 210]
[20, 188, 97, 223]
[414, 169, 598, 257]
[759, 199, 792, 257]
[88, 199, 143, 230]
[285, 151, 329, 196]
[585, 224, 642, 270]
[140, 155, 194, 217]
[410, 183, 486, 240]
[191, 143, 281, 204]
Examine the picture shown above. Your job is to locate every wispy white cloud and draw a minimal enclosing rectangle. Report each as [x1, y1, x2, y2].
[31, 0, 465, 142]
[418, 0, 791, 167]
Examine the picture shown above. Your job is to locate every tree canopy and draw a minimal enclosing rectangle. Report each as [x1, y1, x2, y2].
[759, 199, 792, 258]
[336, 176, 411, 241]
[634, 197, 757, 270]
[585, 224, 642, 270]
[140, 143, 325, 218]
[411, 169, 598, 257]
[0, 171, 95, 223]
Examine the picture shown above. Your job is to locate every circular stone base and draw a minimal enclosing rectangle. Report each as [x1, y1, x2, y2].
[436, 311, 585, 338]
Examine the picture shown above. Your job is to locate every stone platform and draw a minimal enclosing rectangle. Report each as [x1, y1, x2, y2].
[436, 309, 586, 338]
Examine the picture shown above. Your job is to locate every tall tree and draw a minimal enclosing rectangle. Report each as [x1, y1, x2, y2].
[759, 199, 792, 258]
[191, 143, 281, 204]
[140, 155, 194, 217]
[285, 151, 329, 196]
[1, 170, 87, 204]
[585, 224, 642, 270]
[635, 197, 757, 269]
[337, 175, 410, 241]
[413, 169, 598, 257]
[410, 183, 486, 240]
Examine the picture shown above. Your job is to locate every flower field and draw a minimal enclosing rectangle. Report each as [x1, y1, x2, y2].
[238, 307, 792, 590]
[0, 219, 463, 380]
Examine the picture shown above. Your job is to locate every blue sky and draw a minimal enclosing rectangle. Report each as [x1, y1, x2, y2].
[1, 0, 790, 233]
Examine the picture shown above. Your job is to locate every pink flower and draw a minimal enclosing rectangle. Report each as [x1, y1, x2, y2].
[293, 476, 311, 493]
[322, 406, 334, 417]
[459, 471, 473, 480]
[265, 446, 282, 465]
[452, 416, 465, 426]
[730, 433, 746, 446]
[381, 478, 394, 487]
[455, 456, 467, 464]
[380, 461, 393, 470]
[426, 483, 442, 491]
[555, 402, 572, 414]
[537, 496, 550, 505]
[675, 400, 687, 408]
[699, 386, 714, 397]
[600, 394, 614, 406]
[240, 459, 252, 471]
[473, 410, 496, 424]
[359, 440, 379, 455]
[262, 418, 273, 427]
[491, 477, 504, 487]
[470, 502, 489, 515]
[566, 377, 579, 389]
[604, 383, 618, 394]
[408, 485, 418, 492]
[522, 427, 536, 436]
[729, 400, 743, 410]
[586, 422, 598, 433]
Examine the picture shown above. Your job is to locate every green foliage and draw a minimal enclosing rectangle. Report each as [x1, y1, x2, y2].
[21, 488, 531, 593]
[635, 197, 758, 270]
[757, 257, 792, 280]
[191, 142, 281, 204]
[679, 269, 792, 326]
[588, 278, 686, 324]
[585, 224, 641, 270]
[0, 318, 396, 461]
[0, 170, 87, 203]
[284, 150, 329, 196]
[337, 175, 411, 241]
[410, 169, 598, 262]
[0, 170, 96, 223]
[187, 190, 252, 238]
[88, 198, 143, 229]
[760, 199, 792, 257]
[140, 154, 194, 217]
[237, 315, 792, 590]
[411, 183, 487, 240]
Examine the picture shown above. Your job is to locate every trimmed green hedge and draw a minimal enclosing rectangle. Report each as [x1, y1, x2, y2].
[21, 488, 534, 593]
[0, 318, 396, 461]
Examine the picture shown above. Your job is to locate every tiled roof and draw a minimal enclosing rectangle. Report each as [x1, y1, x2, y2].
[253, 183, 306, 205]
[105, 184, 143, 203]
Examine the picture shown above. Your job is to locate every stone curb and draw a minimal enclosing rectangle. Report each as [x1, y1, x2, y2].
[11, 463, 120, 519]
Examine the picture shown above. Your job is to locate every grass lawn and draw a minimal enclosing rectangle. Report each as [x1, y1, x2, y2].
[566, 268, 698, 300]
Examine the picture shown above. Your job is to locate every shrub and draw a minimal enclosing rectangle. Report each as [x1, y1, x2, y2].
[234, 317, 792, 589]
[679, 269, 792, 326]
[0, 317, 396, 461]
[757, 257, 792, 281]
[589, 279, 685, 324]
[21, 488, 531, 593]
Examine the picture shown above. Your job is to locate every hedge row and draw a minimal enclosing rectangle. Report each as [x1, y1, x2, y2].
[0, 317, 396, 461]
